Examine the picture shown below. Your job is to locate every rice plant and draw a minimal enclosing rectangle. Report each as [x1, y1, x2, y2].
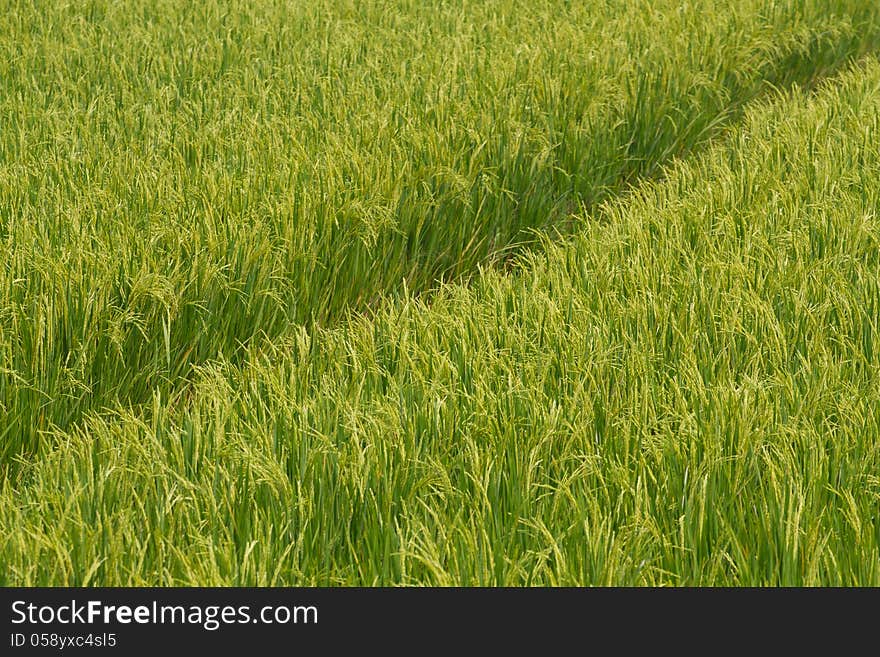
[3, 53, 880, 585]
[2, 0, 879, 464]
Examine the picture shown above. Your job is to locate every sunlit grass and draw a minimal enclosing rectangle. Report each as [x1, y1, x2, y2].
[3, 53, 880, 585]
[2, 0, 879, 462]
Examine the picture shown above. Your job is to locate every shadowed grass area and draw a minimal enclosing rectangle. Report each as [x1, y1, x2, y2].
[2, 0, 880, 463]
[3, 56, 880, 585]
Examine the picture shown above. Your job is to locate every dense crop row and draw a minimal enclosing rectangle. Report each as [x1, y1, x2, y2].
[3, 0, 879, 462]
[4, 56, 880, 585]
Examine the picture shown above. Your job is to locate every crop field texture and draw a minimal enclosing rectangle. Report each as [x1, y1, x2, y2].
[2, 0, 880, 585]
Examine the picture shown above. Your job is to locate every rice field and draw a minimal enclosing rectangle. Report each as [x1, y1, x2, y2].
[2, 0, 880, 585]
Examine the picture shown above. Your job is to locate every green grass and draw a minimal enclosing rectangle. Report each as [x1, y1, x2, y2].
[4, 51, 880, 584]
[3, 0, 880, 463]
